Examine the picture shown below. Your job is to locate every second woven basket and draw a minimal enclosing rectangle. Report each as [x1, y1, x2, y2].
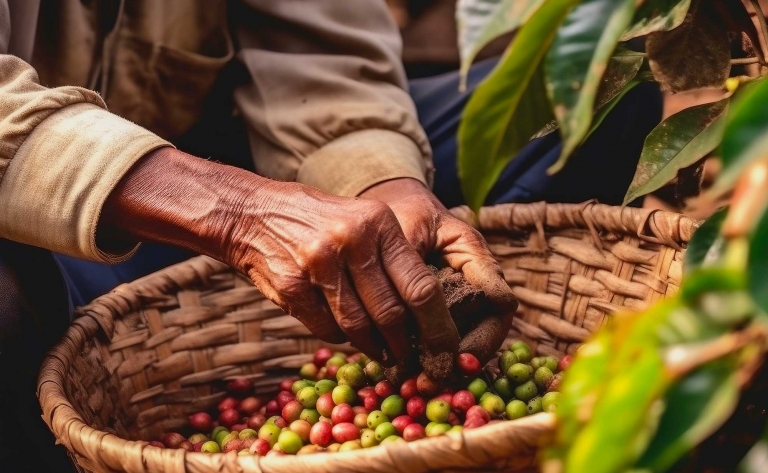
[38, 202, 697, 473]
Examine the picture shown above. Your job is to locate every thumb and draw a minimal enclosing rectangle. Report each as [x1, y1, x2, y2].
[460, 258, 518, 315]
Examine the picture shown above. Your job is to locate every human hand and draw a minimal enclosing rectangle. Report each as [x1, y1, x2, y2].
[360, 178, 518, 362]
[100, 149, 458, 366]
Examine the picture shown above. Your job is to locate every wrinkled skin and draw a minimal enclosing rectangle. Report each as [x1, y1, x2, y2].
[101, 148, 516, 368]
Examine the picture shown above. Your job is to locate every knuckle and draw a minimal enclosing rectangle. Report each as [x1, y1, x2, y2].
[272, 273, 310, 300]
[372, 300, 406, 328]
[404, 272, 440, 309]
[337, 312, 369, 334]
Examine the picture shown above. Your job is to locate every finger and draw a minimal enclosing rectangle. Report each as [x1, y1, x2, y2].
[317, 268, 389, 364]
[459, 312, 514, 364]
[348, 257, 413, 365]
[380, 226, 459, 373]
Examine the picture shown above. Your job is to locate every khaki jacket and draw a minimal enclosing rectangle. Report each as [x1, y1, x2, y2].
[0, 0, 433, 263]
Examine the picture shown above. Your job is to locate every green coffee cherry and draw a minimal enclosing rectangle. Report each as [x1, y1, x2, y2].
[380, 435, 405, 444]
[505, 400, 527, 420]
[480, 394, 505, 417]
[426, 399, 450, 423]
[530, 357, 545, 370]
[448, 425, 464, 434]
[507, 363, 533, 383]
[509, 341, 529, 351]
[527, 396, 543, 415]
[314, 379, 337, 396]
[374, 422, 397, 442]
[542, 356, 559, 372]
[332, 385, 356, 404]
[513, 346, 532, 363]
[326, 356, 347, 368]
[210, 427, 228, 441]
[297, 386, 319, 408]
[425, 423, 451, 437]
[258, 424, 282, 447]
[381, 395, 405, 418]
[277, 430, 303, 454]
[361, 429, 378, 448]
[337, 363, 366, 389]
[238, 429, 257, 440]
[467, 378, 488, 401]
[339, 440, 362, 452]
[201, 441, 221, 453]
[300, 408, 320, 424]
[542, 392, 561, 412]
[367, 410, 390, 429]
[292, 379, 315, 394]
[493, 376, 513, 401]
[514, 380, 538, 402]
[499, 351, 519, 374]
[364, 361, 385, 383]
[534, 367, 554, 390]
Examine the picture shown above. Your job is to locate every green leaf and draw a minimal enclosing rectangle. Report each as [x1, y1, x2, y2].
[457, 0, 546, 88]
[544, 0, 638, 174]
[623, 99, 729, 205]
[748, 206, 768, 315]
[684, 207, 728, 273]
[457, 0, 579, 211]
[621, 0, 691, 41]
[637, 358, 740, 472]
[710, 78, 768, 198]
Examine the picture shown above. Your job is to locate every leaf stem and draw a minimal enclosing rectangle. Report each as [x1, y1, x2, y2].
[732, 57, 762, 65]
[749, 0, 768, 64]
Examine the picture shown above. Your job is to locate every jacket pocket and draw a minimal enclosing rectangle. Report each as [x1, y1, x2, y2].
[104, 29, 234, 140]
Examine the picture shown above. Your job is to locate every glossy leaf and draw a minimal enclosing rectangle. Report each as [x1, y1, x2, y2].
[637, 358, 739, 472]
[457, 0, 546, 88]
[621, 0, 691, 40]
[684, 207, 728, 273]
[623, 99, 729, 205]
[749, 206, 768, 316]
[544, 0, 638, 174]
[710, 78, 768, 198]
[457, 0, 579, 211]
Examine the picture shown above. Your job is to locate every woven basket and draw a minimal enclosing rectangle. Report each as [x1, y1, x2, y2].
[37, 202, 697, 473]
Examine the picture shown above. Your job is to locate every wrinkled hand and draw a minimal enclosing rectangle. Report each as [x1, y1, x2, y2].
[360, 178, 518, 361]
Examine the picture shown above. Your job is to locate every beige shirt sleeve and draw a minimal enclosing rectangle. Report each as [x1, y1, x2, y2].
[0, 52, 171, 262]
[233, 0, 434, 197]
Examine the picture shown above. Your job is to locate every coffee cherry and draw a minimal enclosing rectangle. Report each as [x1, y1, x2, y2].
[314, 347, 333, 368]
[211, 426, 228, 440]
[289, 420, 311, 442]
[558, 355, 572, 371]
[226, 377, 253, 395]
[447, 412, 461, 426]
[509, 341, 529, 351]
[331, 403, 355, 424]
[331, 423, 359, 443]
[218, 409, 240, 429]
[374, 422, 397, 442]
[314, 379, 336, 396]
[425, 422, 451, 437]
[514, 380, 538, 402]
[337, 363, 367, 389]
[189, 412, 213, 432]
[542, 392, 561, 412]
[479, 394, 505, 418]
[277, 430, 303, 454]
[280, 376, 299, 392]
[326, 365, 340, 379]
[380, 435, 405, 445]
[292, 379, 314, 394]
[218, 397, 239, 413]
[239, 429, 258, 440]
[507, 363, 533, 383]
[391, 415, 414, 435]
[406, 396, 426, 419]
[309, 421, 333, 447]
[399, 378, 418, 399]
[239, 397, 262, 416]
[364, 361, 385, 383]
[231, 423, 248, 432]
[282, 400, 303, 423]
[300, 363, 319, 380]
[266, 415, 287, 428]
[247, 413, 267, 430]
[542, 356, 559, 372]
[326, 355, 347, 369]
[466, 378, 488, 402]
[258, 424, 282, 447]
[505, 400, 527, 420]
[530, 357, 545, 370]
[353, 406, 369, 415]
[357, 386, 375, 398]
[547, 373, 564, 392]
[188, 433, 208, 445]
[339, 440, 363, 452]
[512, 346, 532, 363]
[499, 351, 519, 374]
[493, 377, 513, 401]
[426, 399, 450, 423]
[527, 396, 543, 415]
[300, 408, 320, 424]
[327, 443, 341, 452]
[332, 385, 356, 405]
[316, 393, 335, 418]
[534, 367, 554, 390]
[214, 429, 230, 445]
[354, 412, 369, 430]
[201, 440, 221, 453]
[451, 390, 475, 415]
[463, 417, 487, 429]
[381, 395, 405, 418]
[366, 410, 389, 429]
[466, 405, 491, 423]
[276, 391, 296, 410]
[402, 423, 426, 441]
[247, 438, 269, 455]
[297, 386, 319, 409]
[265, 400, 280, 417]
[161, 432, 186, 449]
[360, 429, 378, 448]
[416, 372, 440, 396]
[457, 353, 482, 376]
[374, 380, 395, 398]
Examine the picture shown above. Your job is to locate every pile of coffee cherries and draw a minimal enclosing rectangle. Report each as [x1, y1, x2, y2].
[151, 341, 570, 456]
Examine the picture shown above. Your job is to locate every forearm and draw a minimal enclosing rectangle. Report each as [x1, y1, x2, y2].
[98, 147, 269, 261]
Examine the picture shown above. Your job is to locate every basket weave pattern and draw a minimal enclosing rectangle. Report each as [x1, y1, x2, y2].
[38, 202, 697, 473]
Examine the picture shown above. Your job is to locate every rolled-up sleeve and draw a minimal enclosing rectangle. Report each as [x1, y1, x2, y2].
[0, 55, 171, 262]
[233, 0, 434, 197]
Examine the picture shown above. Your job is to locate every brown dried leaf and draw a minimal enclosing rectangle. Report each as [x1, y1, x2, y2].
[646, 0, 731, 93]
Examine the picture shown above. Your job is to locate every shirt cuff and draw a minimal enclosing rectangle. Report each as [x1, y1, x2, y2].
[0, 103, 172, 263]
[296, 129, 433, 197]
